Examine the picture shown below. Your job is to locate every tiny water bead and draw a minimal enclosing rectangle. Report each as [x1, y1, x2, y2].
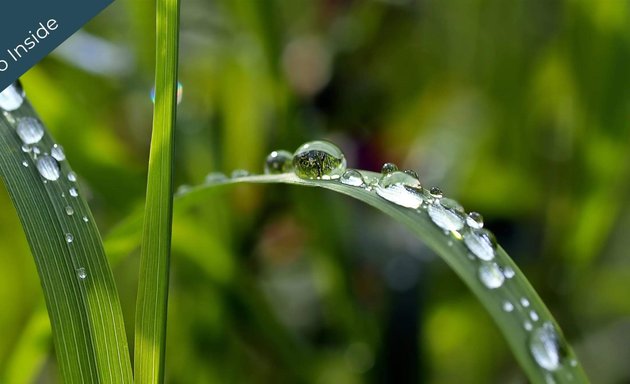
[375, 171, 423, 209]
[67, 172, 77, 182]
[51, 144, 66, 161]
[205, 172, 227, 184]
[521, 297, 531, 308]
[21, 144, 31, 153]
[65, 233, 74, 243]
[478, 261, 505, 289]
[82, 216, 89, 223]
[427, 197, 466, 231]
[503, 265, 515, 279]
[77, 267, 87, 280]
[503, 301, 514, 312]
[150, 81, 183, 105]
[463, 228, 497, 261]
[264, 150, 293, 174]
[292, 140, 346, 180]
[529, 322, 563, 371]
[65, 206, 74, 216]
[16, 117, 44, 144]
[525, 321, 534, 331]
[22, 160, 28, 167]
[429, 186, 443, 199]
[466, 212, 484, 229]
[36, 155, 60, 181]
[69, 188, 78, 197]
[231, 169, 250, 178]
[0, 81, 25, 111]
[530, 310, 540, 322]
[340, 169, 365, 187]
[381, 163, 398, 175]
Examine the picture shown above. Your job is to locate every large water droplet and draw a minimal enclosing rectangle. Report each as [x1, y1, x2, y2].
[293, 140, 346, 180]
[530, 322, 563, 371]
[36, 156, 60, 181]
[0, 81, 24, 111]
[16, 117, 44, 144]
[77, 267, 87, 280]
[466, 212, 484, 229]
[478, 261, 505, 289]
[51, 144, 66, 161]
[463, 228, 497, 261]
[150, 81, 183, 104]
[375, 171, 423, 209]
[264, 150, 293, 174]
[428, 198, 465, 231]
[65, 233, 74, 243]
[340, 169, 365, 187]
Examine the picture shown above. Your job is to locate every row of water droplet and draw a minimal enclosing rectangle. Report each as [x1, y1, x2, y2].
[1, 81, 87, 280]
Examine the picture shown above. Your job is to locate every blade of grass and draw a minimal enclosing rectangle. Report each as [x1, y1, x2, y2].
[134, 0, 180, 381]
[175, 172, 589, 384]
[0, 92, 132, 382]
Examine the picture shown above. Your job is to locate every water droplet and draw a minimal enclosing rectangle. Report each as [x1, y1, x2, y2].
[51, 144, 66, 161]
[402, 169, 419, 179]
[36, 155, 60, 181]
[503, 266, 515, 279]
[503, 301, 514, 312]
[205, 172, 227, 184]
[530, 310, 539, 322]
[21, 144, 31, 153]
[65, 233, 74, 243]
[466, 212, 484, 229]
[67, 172, 77, 182]
[521, 297, 530, 308]
[428, 198, 465, 231]
[82, 216, 89, 223]
[150, 81, 183, 105]
[293, 140, 346, 180]
[375, 171, 423, 209]
[69, 187, 78, 197]
[524, 321, 533, 331]
[429, 187, 443, 199]
[77, 267, 87, 280]
[65, 206, 74, 216]
[264, 150, 293, 174]
[381, 163, 398, 175]
[530, 322, 563, 371]
[463, 228, 497, 261]
[22, 160, 28, 167]
[478, 261, 505, 289]
[32, 146, 41, 156]
[340, 169, 365, 187]
[231, 169, 250, 178]
[16, 117, 44, 145]
[176, 184, 191, 195]
[0, 81, 25, 111]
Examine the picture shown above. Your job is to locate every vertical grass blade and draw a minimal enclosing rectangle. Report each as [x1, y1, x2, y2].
[0, 90, 132, 382]
[134, 0, 180, 382]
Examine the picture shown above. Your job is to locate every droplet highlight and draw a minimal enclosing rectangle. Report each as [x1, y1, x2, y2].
[381, 163, 398, 175]
[150, 81, 183, 105]
[36, 155, 60, 181]
[292, 140, 346, 180]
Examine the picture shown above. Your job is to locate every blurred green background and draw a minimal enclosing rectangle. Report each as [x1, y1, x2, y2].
[2, 0, 630, 382]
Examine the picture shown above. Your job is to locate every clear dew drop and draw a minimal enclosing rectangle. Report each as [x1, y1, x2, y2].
[463, 228, 497, 261]
[521, 297, 531, 308]
[466, 212, 484, 229]
[530, 310, 540, 322]
[292, 140, 346, 180]
[0, 81, 25, 111]
[340, 169, 365, 187]
[503, 301, 514, 312]
[429, 186, 443, 199]
[205, 172, 227, 184]
[375, 171, 423, 209]
[16, 117, 44, 145]
[503, 265, 515, 279]
[428, 198, 466, 231]
[36, 155, 60, 181]
[65, 233, 74, 243]
[67, 172, 77, 182]
[478, 261, 505, 289]
[529, 322, 563, 371]
[264, 150, 293, 174]
[231, 169, 250, 178]
[77, 267, 87, 280]
[51, 144, 66, 161]
[150, 81, 183, 105]
[65, 206, 74, 216]
[381, 163, 398, 175]
[69, 187, 78, 197]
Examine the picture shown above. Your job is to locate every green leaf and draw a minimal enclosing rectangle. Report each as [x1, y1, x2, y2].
[0, 95, 132, 382]
[176, 172, 590, 384]
[134, 0, 180, 381]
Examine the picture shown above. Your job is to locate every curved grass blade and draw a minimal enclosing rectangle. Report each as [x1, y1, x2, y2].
[176, 172, 590, 384]
[0, 90, 132, 382]
[134, 0, 180, 381]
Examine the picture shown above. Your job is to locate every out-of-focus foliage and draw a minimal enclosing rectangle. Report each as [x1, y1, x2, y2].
[1, 0, 629, 383]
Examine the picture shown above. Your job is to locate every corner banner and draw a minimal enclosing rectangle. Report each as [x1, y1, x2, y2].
[0, 0, 113, 91]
